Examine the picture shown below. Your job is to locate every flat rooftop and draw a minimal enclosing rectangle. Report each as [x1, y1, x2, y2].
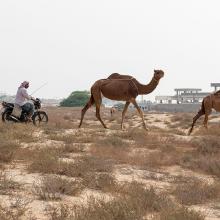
[211, 83, 220, 87]
[174, 88, 202, 92]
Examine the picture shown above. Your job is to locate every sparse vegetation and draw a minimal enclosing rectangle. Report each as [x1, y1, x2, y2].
[33, 175, 83, 200]
[173, 178, 220, 205]
[0, 108, 219, 219]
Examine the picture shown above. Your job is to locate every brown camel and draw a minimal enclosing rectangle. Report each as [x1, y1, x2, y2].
[188, 90, 220, 135]
[79, 70, 164, 129]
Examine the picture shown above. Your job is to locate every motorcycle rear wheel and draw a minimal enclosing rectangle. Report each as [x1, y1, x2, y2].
[2, 110, 14, 123]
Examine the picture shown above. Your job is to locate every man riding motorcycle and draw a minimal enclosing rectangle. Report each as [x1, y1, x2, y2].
[14, 81, 36, 121]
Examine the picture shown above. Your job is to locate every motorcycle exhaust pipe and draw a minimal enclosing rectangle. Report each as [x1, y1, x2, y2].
[9, 115, 19, 122]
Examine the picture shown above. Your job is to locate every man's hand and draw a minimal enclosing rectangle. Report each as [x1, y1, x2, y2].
[31, 97, 36, 102]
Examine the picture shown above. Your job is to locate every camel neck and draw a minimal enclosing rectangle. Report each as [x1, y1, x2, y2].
[136, 77, 159, 95]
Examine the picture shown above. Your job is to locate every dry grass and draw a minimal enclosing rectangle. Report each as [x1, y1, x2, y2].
[180, 136, 220, 177]
[170, 113, 194, 129]
[155, 206, 205, 220]
[194, 124, 220, 136]
[33, 175, 83, 200]
[129, 149, 181, 169]
[28, 148, 62, 174]
[28, 147, 113, 182]
[0, 140, 20, 163]
[47, 133, 76, 143]
[46, 182, 204, 220]
[61, 143, 85, 154]
[0, 171, 20, 195]
[83, 172, 117, 192]
[90, 135, 131, 163]
[1, 108, 219, 219]
[0, 196, 34, 220]
[173, 178, 220, 205]
[117, 181, 172, 212]
[0, 123, 39, 143]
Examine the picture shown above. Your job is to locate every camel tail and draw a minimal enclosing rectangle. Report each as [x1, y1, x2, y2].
[78, 95, 95, 128]
[188, 99, 205, 135]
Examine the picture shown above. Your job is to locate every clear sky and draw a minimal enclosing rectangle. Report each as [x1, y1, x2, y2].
[0, 0, 219, 101]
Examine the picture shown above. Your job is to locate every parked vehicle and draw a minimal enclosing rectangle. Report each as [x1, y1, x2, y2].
[1, 98, 48, 125]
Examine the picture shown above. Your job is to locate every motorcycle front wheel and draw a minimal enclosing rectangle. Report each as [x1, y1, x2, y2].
[32, 111, 48, 126]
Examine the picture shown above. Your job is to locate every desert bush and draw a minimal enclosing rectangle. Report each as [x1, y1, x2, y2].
[62, 143, 85, 154]
[73, 196, 144, 220]
[90, 135, 131, 163]
[28, 148, 61, 174]
[83, 173, 117, 192]
[33, 175, 83, 200]
[46, 203, 72, 220]
[46, 183, 173, 220]
[73, 131, 95, 143]
[194, 137, 220, 155]
[130, 149, 181, 169]
[170, 113, 194, 129]
[0, 171, 20, 195]
[0, 140, 20, 163]
[0, 196, 33, 220]
[194, 124, 220, 136]
[179, 135, 220, 177]
[194, 157, 220, 177]
[156, 206, 205, 220]
[98, 136, 129, 148]
[9, 125, 38, 143]
[46, 196, 144, 220]
[70, 155, 113, 175]
[0, 124, 38, 143]
[47, 133, 75, 144]
[118, 181, 172, 212]
[42, 109, 75, 130]
[29, 151, 113, 178]
[173, 178, 220, 205]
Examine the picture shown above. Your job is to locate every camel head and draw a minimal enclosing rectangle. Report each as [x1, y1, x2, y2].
[153, 70, 164, 81]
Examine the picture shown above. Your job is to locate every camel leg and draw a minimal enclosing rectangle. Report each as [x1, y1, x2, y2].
[202, 97, 212, 129]
[188, 110, 204, 135]
[79, 96, 94, 128]
[131, 98, 148, 130]
[203, 111, 211, 129]
[91, 89, 107, 129]
[110, 108, 114, 117]
[121, 101, 130, 130]
[95, 104, 107, 128]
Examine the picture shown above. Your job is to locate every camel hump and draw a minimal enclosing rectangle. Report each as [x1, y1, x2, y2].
[107, 73, 120, 79]
[108, 73, 133, 80]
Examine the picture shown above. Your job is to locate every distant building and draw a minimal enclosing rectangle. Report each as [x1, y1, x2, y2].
[155, 83, 220, 104]
[211, 83, 220, 91]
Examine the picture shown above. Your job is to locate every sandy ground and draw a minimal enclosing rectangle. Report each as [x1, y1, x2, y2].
[1, 109, 220, 219]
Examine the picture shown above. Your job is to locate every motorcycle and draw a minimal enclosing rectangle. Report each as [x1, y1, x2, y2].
[1, 98, 48, 125]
